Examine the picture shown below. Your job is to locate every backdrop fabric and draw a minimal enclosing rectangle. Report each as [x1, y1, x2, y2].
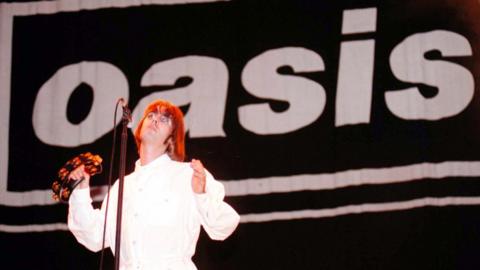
[1, 0, 480, 269]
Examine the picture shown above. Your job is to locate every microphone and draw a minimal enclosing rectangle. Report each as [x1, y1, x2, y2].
[118, 98, 132, 125]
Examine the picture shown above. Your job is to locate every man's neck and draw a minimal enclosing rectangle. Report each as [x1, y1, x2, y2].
[139, 144, 167, 166]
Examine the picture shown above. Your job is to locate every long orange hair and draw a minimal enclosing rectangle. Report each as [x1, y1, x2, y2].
[134, 100, 186, 161]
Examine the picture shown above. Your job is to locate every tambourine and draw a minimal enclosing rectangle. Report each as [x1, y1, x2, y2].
[51, 152, 103, 203]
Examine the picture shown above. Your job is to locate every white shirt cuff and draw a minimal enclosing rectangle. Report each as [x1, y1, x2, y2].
[69, 187, 92, 204]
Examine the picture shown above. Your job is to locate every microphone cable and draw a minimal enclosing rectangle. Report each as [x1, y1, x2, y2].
[99, 98, 123, 270]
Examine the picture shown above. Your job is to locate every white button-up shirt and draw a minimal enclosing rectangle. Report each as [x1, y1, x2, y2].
[68, 154, 240, 270]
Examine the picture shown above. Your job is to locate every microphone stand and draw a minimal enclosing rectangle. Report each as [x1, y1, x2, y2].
[114, 104, 131, 270]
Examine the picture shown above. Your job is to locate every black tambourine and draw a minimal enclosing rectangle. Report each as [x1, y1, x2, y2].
[51, 152, 103, 203]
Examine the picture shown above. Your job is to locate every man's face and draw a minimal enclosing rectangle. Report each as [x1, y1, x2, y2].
[139, 109, 173, 148]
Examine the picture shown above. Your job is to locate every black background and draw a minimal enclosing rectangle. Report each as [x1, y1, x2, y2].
[1, 0, 480, 269]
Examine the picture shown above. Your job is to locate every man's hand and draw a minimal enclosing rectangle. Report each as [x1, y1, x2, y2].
[191, 159, 206, 194]
[68, 164, 91, 189]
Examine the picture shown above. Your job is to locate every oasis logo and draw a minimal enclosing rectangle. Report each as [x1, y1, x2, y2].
[0, 1, 478, 227]
[32, 8, 474, 148]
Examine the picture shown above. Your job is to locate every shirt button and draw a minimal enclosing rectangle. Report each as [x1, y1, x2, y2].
[134, 212, 139, 217]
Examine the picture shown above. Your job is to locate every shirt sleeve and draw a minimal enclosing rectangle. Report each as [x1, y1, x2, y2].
[68, 186, 110, 252]
[194, 171, 240, 241]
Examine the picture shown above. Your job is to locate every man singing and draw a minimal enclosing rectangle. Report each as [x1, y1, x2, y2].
[67, 99, 240, 270]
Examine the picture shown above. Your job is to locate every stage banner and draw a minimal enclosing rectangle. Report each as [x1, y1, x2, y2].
[1, 0, 480, 269]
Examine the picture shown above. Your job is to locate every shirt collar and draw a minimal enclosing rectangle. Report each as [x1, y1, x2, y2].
[134, 153, 171, 173]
